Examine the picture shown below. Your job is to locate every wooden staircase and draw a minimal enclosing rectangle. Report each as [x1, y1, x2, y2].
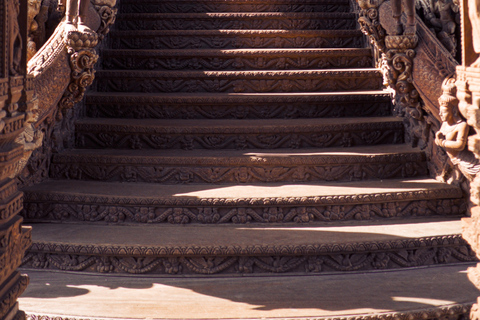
[18, 0, 479, 318]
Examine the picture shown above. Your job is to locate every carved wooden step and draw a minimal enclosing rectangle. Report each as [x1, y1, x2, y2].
[95, 69, 383, 94]
[19, 266, 477, 320]
[74, 117, 404, 150]
[48, 145, 428, 184]
[21, 219, 476, 275]
[115, 12, 357, 31]
[22, 178, 464, 224]
[85, 91, 392, 119]
[109, 30, 365, 50]
[118, 0, 350, 14]
[101, 48, 374, 71]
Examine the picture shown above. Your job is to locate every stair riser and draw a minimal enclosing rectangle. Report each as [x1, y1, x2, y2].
[101, 53, 373, 71]
[109, 33, 364, 50]
[48, 160, 428, 184]
[119, 2, 351, 14]
[115, 17, 356, 31]
[85, 100, 392, 120]
[74, 123, 404, 150]
[21, 236, 476, 275]
[95, 75, 383, 94]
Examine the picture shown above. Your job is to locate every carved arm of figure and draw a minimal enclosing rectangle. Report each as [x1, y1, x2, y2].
[435, 119, 468, 152]
[391, 0, 416, 35]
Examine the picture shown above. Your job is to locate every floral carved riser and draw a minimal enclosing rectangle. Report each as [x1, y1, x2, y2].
[49, 161, 427, 184]
[87, 100, 392, 120]
[22, 241, 476, 275]
[21, 199, 465, 224]
[96, 77, 383, 94]
[111, 35, 364, 50]
[117, 18, 356, 31]
[76, 129, 404, 150]
[119, 3, 350, 14]
[103, 55, 373, 71]
[23, 305, 473, 320]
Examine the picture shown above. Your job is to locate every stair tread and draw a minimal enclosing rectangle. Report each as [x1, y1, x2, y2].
[118, 12, 356, 18]
[76, 116, 401, 131]
[24, 178, 461, 204]
[97, 68, 380, 76]
[119, 0, 349, 3]
[111, 29, 362, 36]
[53, 144, 423, 164]
[86, 90, 390, 101]
[19, 265, 477, 320]
[102, 48, 372, 56]
[27, 218, 464, 254]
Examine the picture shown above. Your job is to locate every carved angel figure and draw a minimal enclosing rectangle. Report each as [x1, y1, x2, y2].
[436, 78, 480, 178]
[391, 0, 416, 35]
[59, 0, 94, 34]
[435, 95, 468, 155]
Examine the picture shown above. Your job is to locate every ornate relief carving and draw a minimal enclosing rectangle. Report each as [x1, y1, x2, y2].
[357, 0, 386, 53]
[8, 0, 23, 76]
[21, 235, 476, 275]
[436, 76, 480, 179]
[26, 0, 42, 61]
[48, 150, 426, 183]
[87, 93, 392, 119]
[110, 30, 364, 50]
[22, 198, 465, 224]
[75, 120, 404, 150]
[417, 0, 460, 56]
[102, 49, 373, 71]
[58, 31, 98, 115]
[93, 0, 118, 40]
[23, 304, 473, 320]
[119, 1, 351, 14]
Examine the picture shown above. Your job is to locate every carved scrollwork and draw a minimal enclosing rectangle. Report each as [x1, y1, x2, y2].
[58, 31, 99, 116]
[357, 0, 387, 53]
[93, 0, 118, 40]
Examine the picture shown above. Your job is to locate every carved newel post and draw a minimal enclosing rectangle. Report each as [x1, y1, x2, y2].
[380, 0, 426, 147]
[458, 0, 480, 318]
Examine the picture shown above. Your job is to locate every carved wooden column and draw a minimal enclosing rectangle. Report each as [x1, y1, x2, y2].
[458, 0, 480, 317]
[0, 1, 33, 319]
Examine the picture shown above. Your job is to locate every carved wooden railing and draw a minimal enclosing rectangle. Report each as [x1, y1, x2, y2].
[356, 0, 480, 318]
[18, 0, 117, 187]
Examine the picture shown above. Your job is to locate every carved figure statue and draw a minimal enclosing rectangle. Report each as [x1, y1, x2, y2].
[391, 0, 416, 35]
[58, 0, 94, 34]
[435, 91, 468, 156]
[469, 0, 480, 66]
[427, 0, 458, 54]
[9, 0, 23, 75]
[436, 78, 480, 178]
[27, 0, 42, 61]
